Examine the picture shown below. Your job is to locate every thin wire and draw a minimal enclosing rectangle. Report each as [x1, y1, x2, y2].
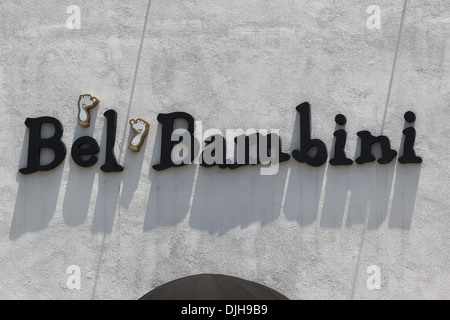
[91, 0, 152, 300]
[351, 0, 408, 299]
[380, 0, 408, 136]
[119, 0, 152, 162]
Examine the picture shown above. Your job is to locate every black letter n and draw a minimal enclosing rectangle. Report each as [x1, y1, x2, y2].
[20, 117, 67, 174]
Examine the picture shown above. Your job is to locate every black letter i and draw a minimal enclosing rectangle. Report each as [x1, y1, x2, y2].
[329, 114, 353, 166]
[398, 111, 422, 164]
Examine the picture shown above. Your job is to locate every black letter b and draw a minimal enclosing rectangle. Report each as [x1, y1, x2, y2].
[292, 102, 328, 167]
[20, 117, 67, 174]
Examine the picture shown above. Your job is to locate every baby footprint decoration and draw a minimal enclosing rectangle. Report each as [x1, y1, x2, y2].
[129, 119, 150, 152]
[78, 94, 100, 127]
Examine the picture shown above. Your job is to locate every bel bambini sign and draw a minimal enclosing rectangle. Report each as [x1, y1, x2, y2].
[19, 95, 422, 176]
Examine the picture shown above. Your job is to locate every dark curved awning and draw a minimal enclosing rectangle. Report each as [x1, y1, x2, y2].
[139, 273, 289, 300]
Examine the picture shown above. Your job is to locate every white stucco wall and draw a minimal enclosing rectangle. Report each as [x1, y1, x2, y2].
[0, 0, 449, 299]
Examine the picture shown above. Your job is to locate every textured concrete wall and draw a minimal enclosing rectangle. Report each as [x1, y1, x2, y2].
[0, 0, 449, 299]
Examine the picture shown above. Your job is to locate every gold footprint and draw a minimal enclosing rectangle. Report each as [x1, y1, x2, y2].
[129, 118, 150, 152]
[78, 94, 99, 127]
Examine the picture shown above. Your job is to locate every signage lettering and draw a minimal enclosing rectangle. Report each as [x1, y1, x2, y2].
[19, 101, 422, 175]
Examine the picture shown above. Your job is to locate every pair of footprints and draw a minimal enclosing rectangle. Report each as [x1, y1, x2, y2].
[77, 94, 149, 152]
